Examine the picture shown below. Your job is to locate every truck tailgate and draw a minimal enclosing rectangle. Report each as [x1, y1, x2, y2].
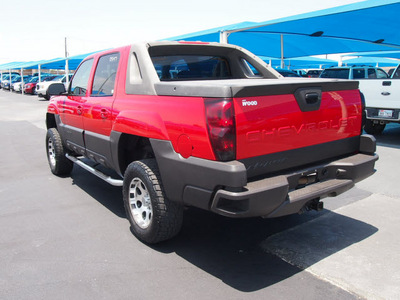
[233, 79, 362, 173]
[359, 79, 400, 110]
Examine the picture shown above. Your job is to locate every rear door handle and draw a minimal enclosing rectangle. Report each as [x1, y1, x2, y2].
[381, 92, 391, 96]
[100, 108, 109, 119]
[77, 105, 83, 115]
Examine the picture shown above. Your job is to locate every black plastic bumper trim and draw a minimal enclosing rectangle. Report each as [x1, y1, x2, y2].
[211, 153, 377, 218]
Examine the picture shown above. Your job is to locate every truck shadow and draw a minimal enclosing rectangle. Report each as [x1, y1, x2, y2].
[153, 207, 377, 292]
[70, 166, 126, 218]
[70, 166, 378, 292]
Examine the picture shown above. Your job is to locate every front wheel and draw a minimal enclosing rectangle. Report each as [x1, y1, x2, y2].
[123, 159, 183, 244]
[46, 128, 73, 176]
[364, 119, 386, 135]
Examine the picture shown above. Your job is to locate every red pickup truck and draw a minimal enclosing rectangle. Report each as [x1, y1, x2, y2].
[46, 41, 378, 244]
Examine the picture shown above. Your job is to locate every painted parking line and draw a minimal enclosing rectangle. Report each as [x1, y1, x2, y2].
[262, 193, 400, 299]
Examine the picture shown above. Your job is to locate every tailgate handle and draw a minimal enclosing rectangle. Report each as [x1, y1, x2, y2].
[383, 81, 392, 86]
[305, 92, 319, 104]
[295, 87, 322, 112]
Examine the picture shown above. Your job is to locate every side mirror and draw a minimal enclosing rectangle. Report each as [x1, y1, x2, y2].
[48, 83, 67, 97]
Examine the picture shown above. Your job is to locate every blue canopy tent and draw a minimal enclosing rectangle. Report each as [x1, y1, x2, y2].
[344, 51, 400, 59]
[0, 52, 98, 93]
[3, 0, 400, 76]
[38, 52, 99, 70]
[261, 56, 338, 70]
[0, 61, 26, 71]
[342, 56, 400, 67]
[166, 0, 400, 66]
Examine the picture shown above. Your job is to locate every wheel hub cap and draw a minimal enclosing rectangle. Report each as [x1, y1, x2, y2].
[47, 139, 56, 167]
[129, 177, 153, 229]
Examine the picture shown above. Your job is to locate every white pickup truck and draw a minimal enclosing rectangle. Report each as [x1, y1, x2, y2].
[320, 65, 400, 134]
[36, 75, 72, 100]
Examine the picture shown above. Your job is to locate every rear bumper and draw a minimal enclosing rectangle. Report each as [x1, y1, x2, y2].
[151, 135, 378, 218]
[210, 152, 377, 218]
[366, 107, 400, 122]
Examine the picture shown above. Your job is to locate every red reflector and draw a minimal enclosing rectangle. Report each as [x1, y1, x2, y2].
[205, 98, 236, 161]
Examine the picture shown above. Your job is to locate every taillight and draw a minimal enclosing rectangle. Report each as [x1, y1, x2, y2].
[205, 98, 236, 161]
[360, 91, 366, 133]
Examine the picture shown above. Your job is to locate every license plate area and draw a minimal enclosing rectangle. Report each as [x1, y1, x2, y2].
[378, 109, 393, 118]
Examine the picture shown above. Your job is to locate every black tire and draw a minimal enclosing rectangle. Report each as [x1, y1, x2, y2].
[46, 128, 73, 176]
[364, 119, 386, 135]
[123, 159, 183, 244]
[44, 91, 50, 100]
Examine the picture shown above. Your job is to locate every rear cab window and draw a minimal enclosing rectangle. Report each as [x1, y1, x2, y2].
[151, 55, 232, 81]
[241, 59, 262, 77]
[147, 43, 275, 81]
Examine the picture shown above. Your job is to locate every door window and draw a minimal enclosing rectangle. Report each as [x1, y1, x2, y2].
[69, 59, 94, 96]
[353, 68, 365, 79]
[368, 69, 377, 78]
[91, 53, 120, 96]
[376, 69, 389, 79]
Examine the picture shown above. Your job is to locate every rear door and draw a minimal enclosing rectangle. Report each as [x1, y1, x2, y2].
[82, 52, 121, 167]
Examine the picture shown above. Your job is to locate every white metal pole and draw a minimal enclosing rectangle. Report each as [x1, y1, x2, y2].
[219, 31, 229, 44]
[65, 59, 69, 85]
[280, 34, 285, 69]
[65, 37, 70, 85]
[21, 68, 24, 94]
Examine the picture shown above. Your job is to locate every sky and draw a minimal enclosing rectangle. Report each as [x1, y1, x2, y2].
[0, 0, 364, 65]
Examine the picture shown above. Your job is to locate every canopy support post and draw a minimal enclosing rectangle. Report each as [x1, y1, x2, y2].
[21, 68, 24, 94]
[65, 59, 69, 85]
[280, 34, 285, 69]
[220, 31, 229, 44]
[8, 69, 11, 92]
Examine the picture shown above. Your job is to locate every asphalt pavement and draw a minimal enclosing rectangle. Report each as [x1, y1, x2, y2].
[0, 90, 399, 299]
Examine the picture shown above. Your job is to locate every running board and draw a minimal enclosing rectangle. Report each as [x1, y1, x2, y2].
[66, 154, 123, 187]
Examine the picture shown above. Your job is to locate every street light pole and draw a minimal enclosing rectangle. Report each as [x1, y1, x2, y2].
[65, 37, 70, 85]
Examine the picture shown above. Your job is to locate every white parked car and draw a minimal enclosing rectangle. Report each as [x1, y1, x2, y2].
[12, 82, 23, 92]
[11, 75, 31, 92]
[36, 74, 72, 100]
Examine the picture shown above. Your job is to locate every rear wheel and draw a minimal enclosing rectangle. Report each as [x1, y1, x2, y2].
[364, 119, 386, 135]
[123, 159, 183, 244]
[46, 128, 73, 175]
